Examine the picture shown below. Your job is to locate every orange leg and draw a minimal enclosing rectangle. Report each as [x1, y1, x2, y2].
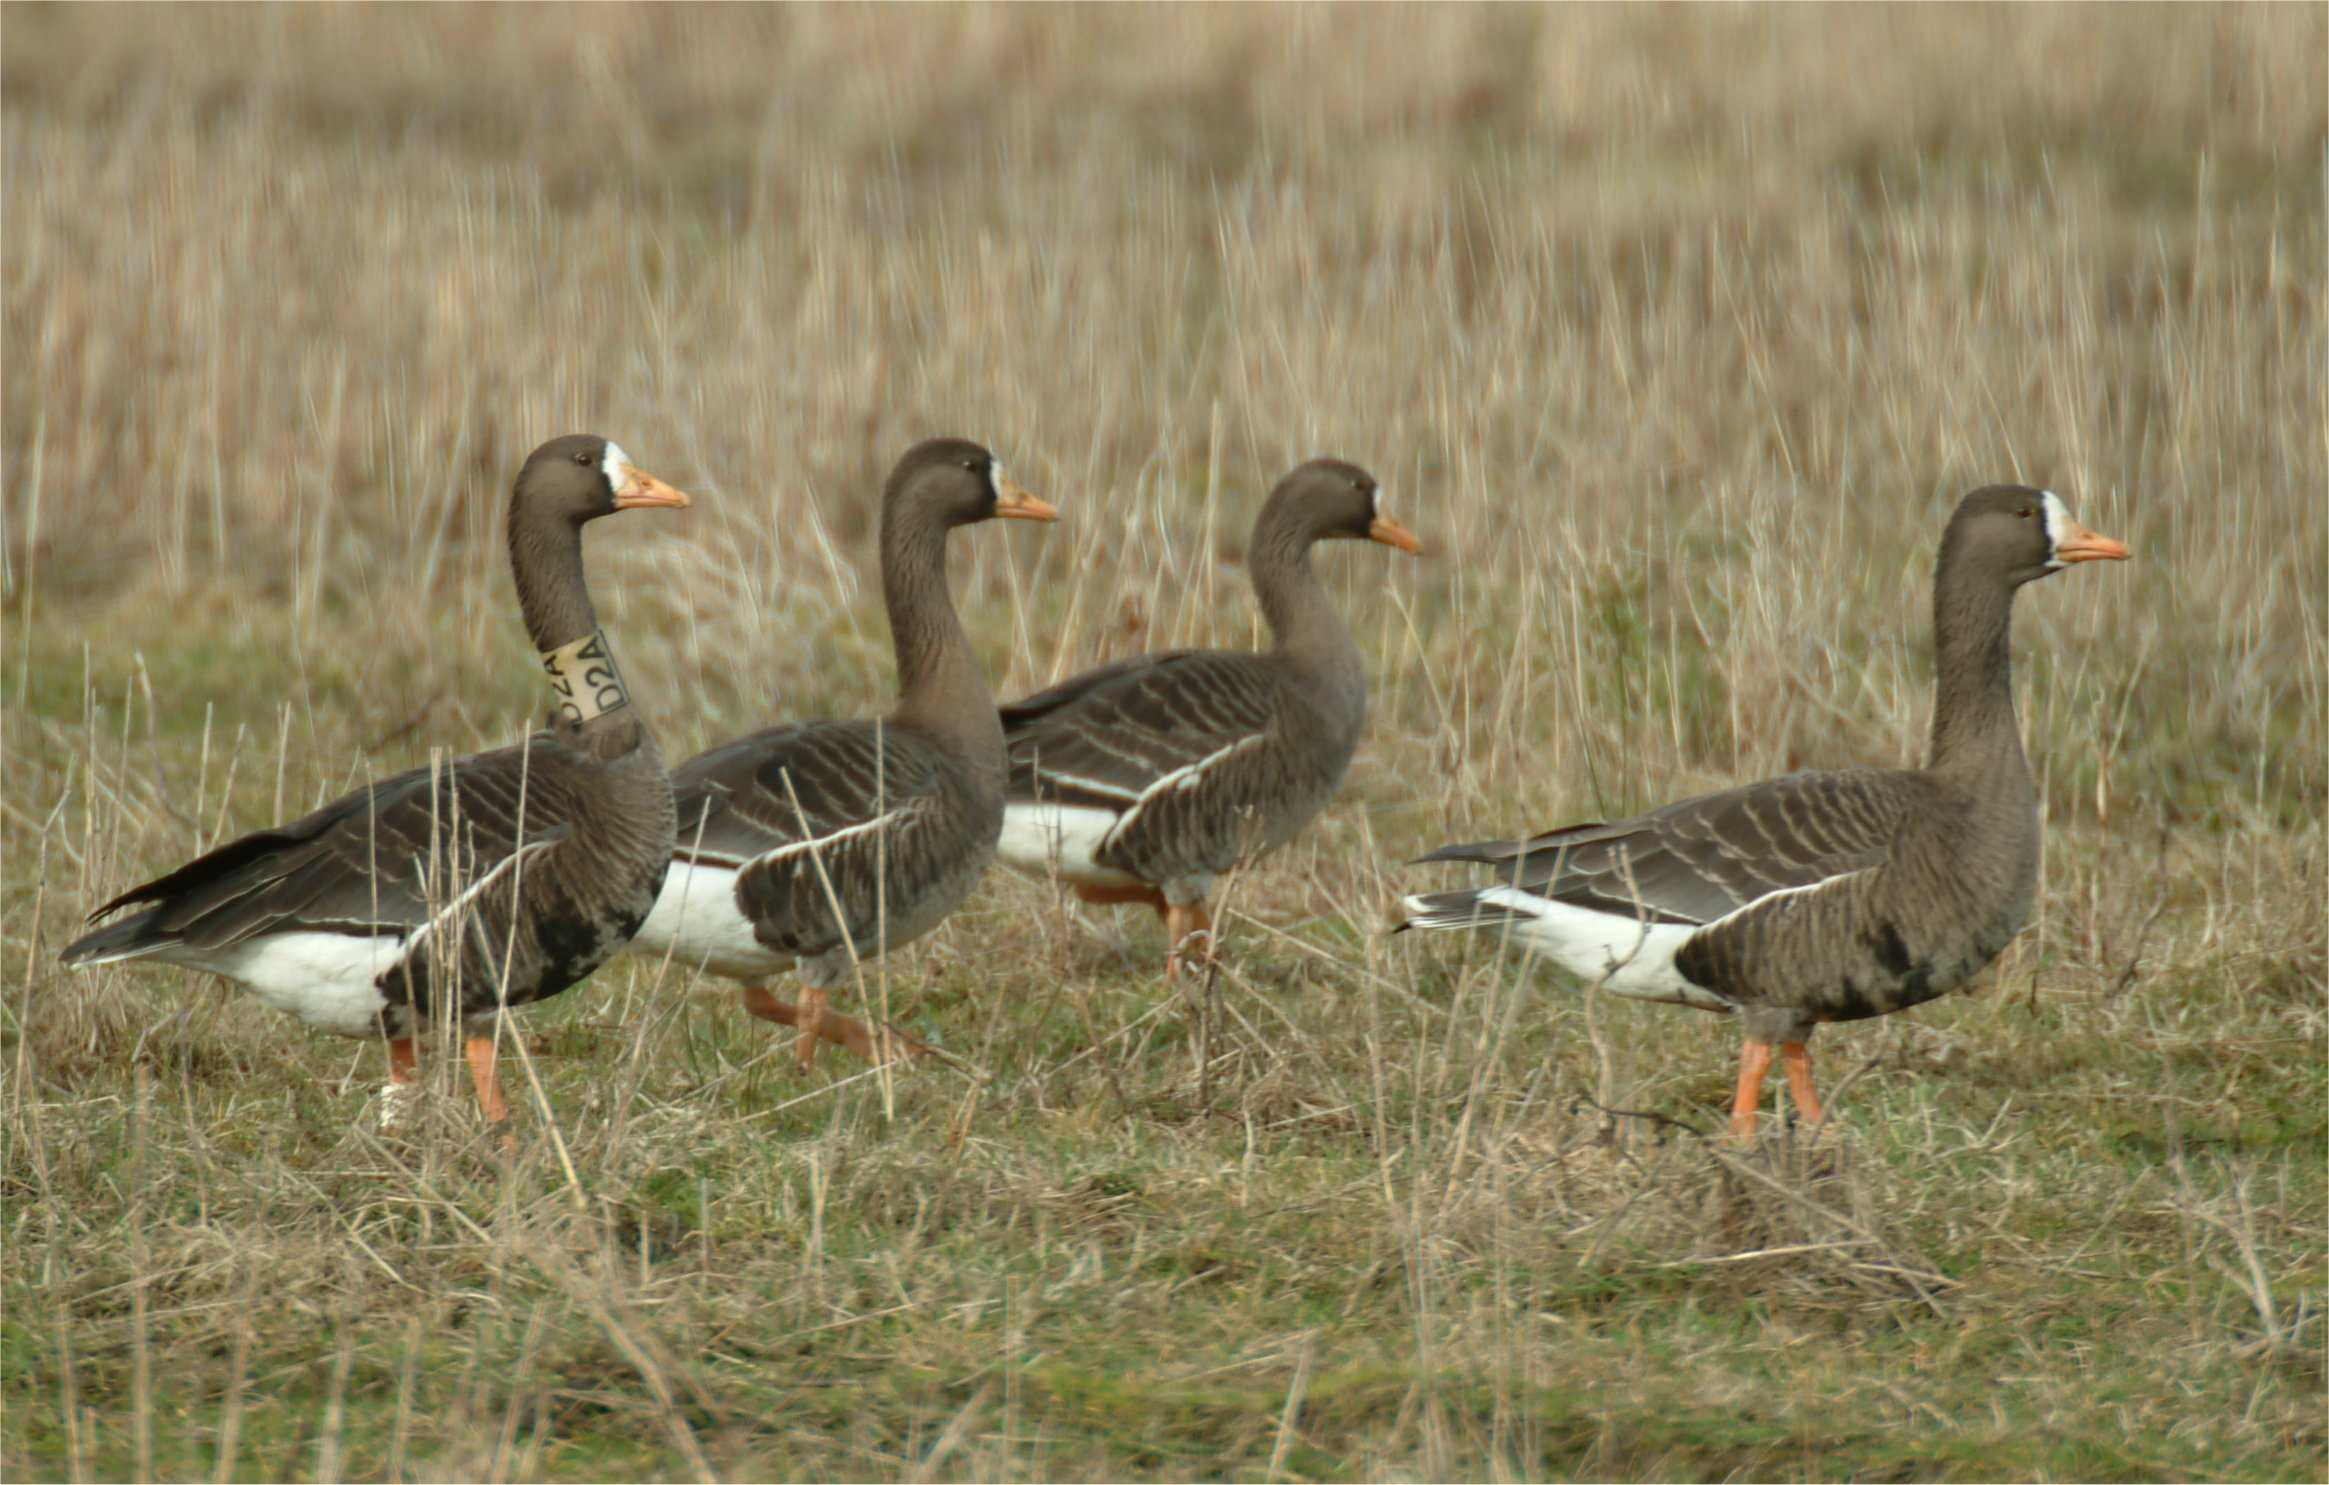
[807, 1008, 928, 1063]
[794, 985, 829, 1069]
[1730, 1037, 1775, 1142]
[463, 1033, 511, 1127]
[1778, 1041, 1825, 1128]
[1069, 882, 1204, 978]
[387, 1037, 420, 1086]
[739, 984, 801, 1029]
[742, 984, 929, 1067]
[1164, 900, 1214, 981]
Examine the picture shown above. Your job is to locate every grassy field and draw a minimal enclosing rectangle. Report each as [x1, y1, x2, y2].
[4, 4, 2324, 1479]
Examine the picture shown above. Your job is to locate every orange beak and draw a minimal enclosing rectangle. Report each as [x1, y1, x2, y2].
[1367, 514, 1424, 554]
[613, 470, 692, 511]
[2054, 518, 2131, 564]
[993, 476, 1060, 523]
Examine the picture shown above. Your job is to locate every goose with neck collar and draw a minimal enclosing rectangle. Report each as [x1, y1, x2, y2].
[628, 438, 1057, 1066]
[995, 458, 1421, 975]
[61, 434, 692, 1132]
[1399, 485, 2131, 1140]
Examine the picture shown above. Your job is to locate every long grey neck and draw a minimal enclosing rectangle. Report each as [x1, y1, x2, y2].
[1924, 550, 2026, 788]
[882, 510, 1003, 766]
[1251, 513, 1361, 693]
[509, 504, 649, 762]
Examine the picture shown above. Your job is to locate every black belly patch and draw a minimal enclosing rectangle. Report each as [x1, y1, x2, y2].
[1870, 921, 1913, 976]
[373, 956, 430, 1039]
[532, 906, 623, 999]
[1826, 974, 1881, 1022]
[1867, 920, 1938, 1000]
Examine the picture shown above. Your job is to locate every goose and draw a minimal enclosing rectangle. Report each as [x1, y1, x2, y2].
[1397, 486, 2130, 1139]
[628, 438, 1057, 1065]
[61, 435, 692, 1130]
[995, 459, 1421, 974]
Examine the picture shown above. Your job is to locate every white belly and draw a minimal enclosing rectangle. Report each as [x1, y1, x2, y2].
[196, 932, 406, 1037]
[1455, 887, 1731, 1012]
[996, 802, 1142, 888]
[629, 860, 791, 978]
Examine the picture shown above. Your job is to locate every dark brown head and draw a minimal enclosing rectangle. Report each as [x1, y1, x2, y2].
[1255, 459, 1423, 555]
[1940, 485, 2130, 587]
[503, 436, 691, 661]
[882, 438, 1058, 535]
[514, 434, 692, 525]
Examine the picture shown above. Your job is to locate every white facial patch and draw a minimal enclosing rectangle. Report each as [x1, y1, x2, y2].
[601, 441, 634, 500]
[2039, 490, 2071, 569]
[990, 459, 1008, 498]
[1369, 485, 1381, 519]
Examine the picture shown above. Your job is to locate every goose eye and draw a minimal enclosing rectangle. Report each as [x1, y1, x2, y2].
[2017, 508, 2034, 518]
[574, 451, 593, 466]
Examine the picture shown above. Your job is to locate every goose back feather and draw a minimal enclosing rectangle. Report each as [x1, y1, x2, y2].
[1001, 648, 1351, 893]
[1400, 766, 1964, 1030]
[1406, 767, 1917, 929]
[644, 720, 998, 982]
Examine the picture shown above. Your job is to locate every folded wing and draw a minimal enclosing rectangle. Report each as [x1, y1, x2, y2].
[1003, 650, 1283, 810]
[670, 721, 964, 961]
[1408, 768, 1921, 929]
[64, 744, 579, 964]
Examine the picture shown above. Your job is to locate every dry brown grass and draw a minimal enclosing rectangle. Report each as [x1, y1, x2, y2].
[5, 5, 2324, 1480]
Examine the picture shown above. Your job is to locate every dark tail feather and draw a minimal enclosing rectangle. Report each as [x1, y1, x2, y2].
[58, 905, 171, 967]
[1409, 821, 1607, 870]
[1409, 839, 1524, 868]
